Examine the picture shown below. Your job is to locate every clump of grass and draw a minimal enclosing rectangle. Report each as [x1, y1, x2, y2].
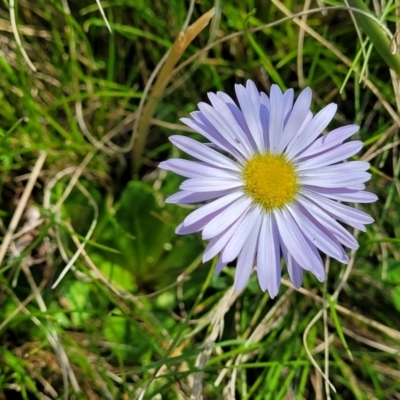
[1, 1, 400, 399]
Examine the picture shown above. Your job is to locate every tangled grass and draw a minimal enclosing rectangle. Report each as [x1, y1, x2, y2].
[0, 1, 400, 399]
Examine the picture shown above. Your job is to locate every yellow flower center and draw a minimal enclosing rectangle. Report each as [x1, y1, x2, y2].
[242, 153, 299, 210]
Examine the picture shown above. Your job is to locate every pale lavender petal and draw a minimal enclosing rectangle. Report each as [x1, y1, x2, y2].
[182, 114, 244, 162]
[299, 161, 371, 188]
[285, 111, 313, 158]
[301, 237, 325, 281]
[268, 84, 285, 152]
[257, 213, 281, 297]
[221, 206, 260, 263]
[287, 204, 348, 263]
[203, 212, 247, 262]
[208, 92, 255, 155]
[183, 191, 243, 227]
[235, 81, 265, 152]
[175, 210, 215, 234]
[303, 189, 374, 230]
[278, 87, 312, 153]
[297, 111, 313, 135]
[275, 208, 324, 274]
[180, 177, 243, 192]
[215, 257, 227, 274]
[305, 186, 378, 203]
[283, 88, 294, 121]
[216, 91, 258, 151]
[166, 189, 238, 204]
[169, 135, 241, 171]
[259, 92, 270, 148]
[296, 141, 363, 171]
[286, 103, 337, 158]
[197, 102, 253, 158]
[299, 172, 371, 188]
[305, 161, 370, 174]
[281, 241, 303, 288]
[202, 196, 253, 240]
[160, 159, 239, 179]
[348, 184, 366, 191]
[296, 196, 359, 249]
[215, 90, 237, 106]
[297, 124, 359, 160]
[260, 91, 270, 109]
[234, 212, 263, 291]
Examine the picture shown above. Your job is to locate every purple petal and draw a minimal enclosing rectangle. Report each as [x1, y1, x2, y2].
[283, 88, 294, 121]
[287, 204, 348, 263]
[297, 124, 360, 160]
[202, 196, 253, 239]
[235, 81, 265, 152]
[278, 87, 312, 153]
[297, 195, 359, 249]
[215, 257, 227, 274]
[220, 206, 260, 263]
[299, 172, 371, 188]
[285, 112, 313, 158]
[301, 236, 325, 281]
[303, 160, 370, 173]
[281, 241, 303, 288]
[205, 94, 255, 156]
[182, 114, 244, 162]
[175, 212, 214, 234]
[304, 186, 378, 203]
[234, 210, 263, 291]
[257, 214, 281, 297]
[197, 102, 252, 159]
[296, 141, 363, 171]
[259, 92, 270, 149]
[165, 189, 239, 204]
[303, 189, 374, 230]
[203, 212, 247, 262]
[160, 159, 239, 179]
[268, 85, 285, 152]
[183, 191, 243, 227]
[286, 103, 337, 159]
[169, 135, 241, 171]
[216, 91, 258, 151]
[275, 208, 325, 275]
[299, 161, 371, 188]
[180, 177, 243, 192]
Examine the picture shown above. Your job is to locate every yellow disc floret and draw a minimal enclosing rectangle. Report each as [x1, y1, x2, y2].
[242, 152, 299, 210]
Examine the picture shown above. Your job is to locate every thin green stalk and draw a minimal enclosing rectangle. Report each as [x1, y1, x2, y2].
[348, 0, 400, 77]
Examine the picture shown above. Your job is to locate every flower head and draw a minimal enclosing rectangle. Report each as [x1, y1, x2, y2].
[159, 80, 376, 297]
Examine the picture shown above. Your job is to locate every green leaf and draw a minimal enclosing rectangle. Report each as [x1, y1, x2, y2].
[103, 308, 155, 361]
[115, 181, 172, 274]
[109, 180, 201, 285]
[348, 0, 400, 77]
[391, 285, 400, 311]
[385, 259, 400, 284]
[58, 281, 92, 328]
[93, 254, 136, 291]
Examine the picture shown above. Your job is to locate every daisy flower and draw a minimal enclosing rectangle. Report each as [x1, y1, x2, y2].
[159, 80, 376, 297]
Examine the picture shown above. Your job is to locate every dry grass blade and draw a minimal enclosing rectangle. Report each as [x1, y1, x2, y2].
[9, 0, 37, 71]
[132, 8, 215, 172]
[0, 151, 46, 266]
